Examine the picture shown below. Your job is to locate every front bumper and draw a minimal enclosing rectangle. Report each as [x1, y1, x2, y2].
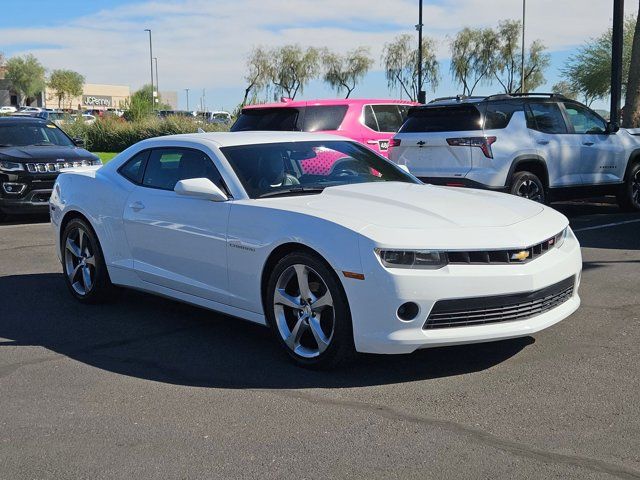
[0, 172, 55, 215]
[346, 230, 582, 354]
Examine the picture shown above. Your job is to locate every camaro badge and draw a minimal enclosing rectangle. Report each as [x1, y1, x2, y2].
[511, 250, 530, 261]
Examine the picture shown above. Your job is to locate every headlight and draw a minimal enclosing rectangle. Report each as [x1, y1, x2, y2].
[553, 227, 569, 249]
[376, 249, 447, 269]
[0, 160, 24, 172]
[92, 159, 102, 166]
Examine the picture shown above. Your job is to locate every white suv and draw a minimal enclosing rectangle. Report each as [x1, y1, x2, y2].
[389, 94, 640, 210]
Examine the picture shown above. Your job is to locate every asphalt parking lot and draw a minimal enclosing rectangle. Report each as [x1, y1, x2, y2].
[1, 199, 639, 480]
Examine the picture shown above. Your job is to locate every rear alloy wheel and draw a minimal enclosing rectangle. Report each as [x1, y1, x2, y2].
[510, 171, 546, 204]
[266, 252, 354, 369]
[617, 163, 640, 211]
[62, 218, 115, 303]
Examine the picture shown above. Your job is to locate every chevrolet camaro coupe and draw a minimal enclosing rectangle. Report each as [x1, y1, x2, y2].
[50, 132, 582, 368]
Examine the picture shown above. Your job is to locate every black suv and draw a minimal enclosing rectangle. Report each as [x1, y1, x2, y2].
[0, 117, 100, 220]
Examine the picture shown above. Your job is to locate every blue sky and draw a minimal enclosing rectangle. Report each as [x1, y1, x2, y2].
[1, 0, 636, 111]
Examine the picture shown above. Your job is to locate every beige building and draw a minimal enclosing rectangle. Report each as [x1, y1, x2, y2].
[45, 83, 131, 111]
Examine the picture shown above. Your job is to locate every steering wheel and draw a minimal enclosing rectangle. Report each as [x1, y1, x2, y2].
[328, 158, 363, 179]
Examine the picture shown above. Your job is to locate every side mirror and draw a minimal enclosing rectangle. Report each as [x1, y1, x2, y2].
[607, 122, 620, 134]
[73, 137, 85, 146]
[174, 177, 228, 202]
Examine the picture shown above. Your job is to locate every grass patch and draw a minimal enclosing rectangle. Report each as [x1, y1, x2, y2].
[95, 152, 119, 164]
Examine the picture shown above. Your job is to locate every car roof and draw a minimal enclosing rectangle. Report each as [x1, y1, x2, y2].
[138, 131, 353, 148]
[242, 98, 418, 110]
[0, 116, 48, 125]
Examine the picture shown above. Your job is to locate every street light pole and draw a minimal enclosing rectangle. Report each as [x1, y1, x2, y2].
[144, 29, 154, 109]
[153, 57, 159, 104]
[185, 88, 190, 111]
[611, 0, 625, 125]
[416, 0, 425, 103]
[520, 0, 526, 93]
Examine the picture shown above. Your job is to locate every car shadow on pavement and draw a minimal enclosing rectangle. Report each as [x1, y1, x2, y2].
[0, 273, 533, 389]
[0, 213, 50, 226]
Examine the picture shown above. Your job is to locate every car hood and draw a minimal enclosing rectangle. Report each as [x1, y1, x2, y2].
[262, 182, 543, 228]
[0, 145, 97, 162]
[254, 182, 568, 249]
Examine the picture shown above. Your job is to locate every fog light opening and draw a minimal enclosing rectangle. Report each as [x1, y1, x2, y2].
[397, 302, 420, 321]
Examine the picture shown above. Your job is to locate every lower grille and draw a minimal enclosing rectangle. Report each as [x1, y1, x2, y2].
[424, 276, 575, 329]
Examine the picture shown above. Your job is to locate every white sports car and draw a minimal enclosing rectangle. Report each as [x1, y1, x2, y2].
[50, 132, 582, 368]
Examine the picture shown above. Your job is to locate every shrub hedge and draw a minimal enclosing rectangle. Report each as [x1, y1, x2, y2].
[62, 116, 230, 152]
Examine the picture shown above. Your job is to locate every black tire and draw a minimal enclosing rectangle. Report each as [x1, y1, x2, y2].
[265, 251, 355, 369]
[616, 162, 640, 211]
[61, 217, 115, 303]
[510, 171, 546, 204]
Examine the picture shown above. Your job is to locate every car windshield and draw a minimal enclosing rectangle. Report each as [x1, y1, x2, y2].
[220, 140, 419, 199]
[0, 123, 75, 147]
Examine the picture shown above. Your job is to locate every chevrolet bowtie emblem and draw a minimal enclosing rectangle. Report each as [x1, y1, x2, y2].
[511, 250, 530, 261]
[416, 140, 426, 146]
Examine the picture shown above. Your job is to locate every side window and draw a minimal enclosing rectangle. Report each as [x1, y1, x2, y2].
[525, 103, 568, 134]
[363, 105, 378, 131]
[142, 148, 225, 191]
[118, 150, 149, 184]
[372, 105, 405, 132]
[363, 105, 407, 133]
[301, 106, 348, 132]
[483, 101, 522, 130]
[562, 103, 607, 134]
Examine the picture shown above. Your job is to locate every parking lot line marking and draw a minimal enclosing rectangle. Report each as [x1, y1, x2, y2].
[573, 218, 640, 232]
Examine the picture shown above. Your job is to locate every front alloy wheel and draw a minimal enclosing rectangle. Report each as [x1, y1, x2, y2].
[273, 264, 335, 358]
[266, 252, 354, 369]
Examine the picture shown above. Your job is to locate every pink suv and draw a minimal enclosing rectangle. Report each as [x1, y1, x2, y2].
[231, 98, 418, 158]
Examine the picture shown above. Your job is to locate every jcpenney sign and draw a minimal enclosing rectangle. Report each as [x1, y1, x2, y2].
[83, 95, 112, 107]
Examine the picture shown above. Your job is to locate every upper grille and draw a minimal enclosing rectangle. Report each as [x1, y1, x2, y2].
[446, 233, 562, 265]
[25, 161, 91, 173]
[424, 275, 575, 329]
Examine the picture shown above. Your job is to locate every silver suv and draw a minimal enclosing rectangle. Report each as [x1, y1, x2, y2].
[389, 93, 640, 210]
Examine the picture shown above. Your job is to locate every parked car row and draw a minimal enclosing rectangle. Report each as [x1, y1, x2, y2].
[231, 94, 640, 211]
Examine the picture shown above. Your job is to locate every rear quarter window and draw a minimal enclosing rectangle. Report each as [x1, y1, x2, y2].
[400, 105, 482, 133]
[301, 106, 348, 132]
[231, 108, 299, 131]
[483, 101, 522, 130]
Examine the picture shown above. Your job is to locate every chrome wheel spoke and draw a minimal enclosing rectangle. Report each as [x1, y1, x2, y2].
[81, 266, 92, 291]
[274, 289, 302, 310]
[69, 263, 82, 283]
[66, 238, 82, 259]
[84, 255, 96, 267]
[294, 264, 313, 301]
[308, 315, 330, 353]
[311, 291, 333, 311]
[285, 315, 307, 350]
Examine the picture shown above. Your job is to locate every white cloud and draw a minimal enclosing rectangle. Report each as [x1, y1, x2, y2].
[1, 0, 637, 106]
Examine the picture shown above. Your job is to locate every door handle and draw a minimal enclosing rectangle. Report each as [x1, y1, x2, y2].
[537, 140, 549, 145]
[128, 201, 145, 212]
[366, 140, 378, 145]
[583, 141, 595, 146]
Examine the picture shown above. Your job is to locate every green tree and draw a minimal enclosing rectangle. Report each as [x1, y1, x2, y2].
[242, 47, 270, 106]
[321, 47, 373, 98]
[48, 69, 85, 109]
[382, 34, 439, 101]
[624, 5, 640, 127]
[267, 45, 320, 100]
[5, 54, 46, 106]
[122, 84, 171, 121]
[493, 20, 550, 94]
[562, 16, 635, 107]
[450, 27, 498, 96]
[552, 81, 579, 100]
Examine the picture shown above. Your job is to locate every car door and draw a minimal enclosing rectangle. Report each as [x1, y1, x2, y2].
[561, 102, 626, 185]
[525, 102, 582, 187]
[122, 147, 231, 304]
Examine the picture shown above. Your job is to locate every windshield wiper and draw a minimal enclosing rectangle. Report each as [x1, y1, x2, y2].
[31, 142, 56, 146]
[0, 144, 14, 147]
[258, 186, 325, 198]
